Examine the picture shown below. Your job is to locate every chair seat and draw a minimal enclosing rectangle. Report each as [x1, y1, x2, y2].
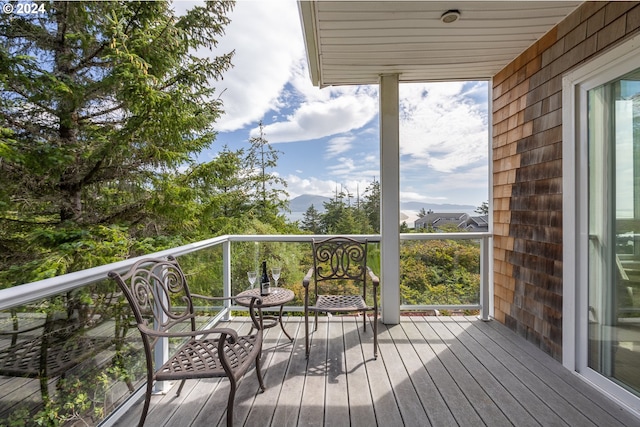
[309, 295, 369, 312]
[156, 335, 261, 381]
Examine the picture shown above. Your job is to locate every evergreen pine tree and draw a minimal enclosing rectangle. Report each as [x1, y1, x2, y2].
[245, 121, 289, 223]
[0, 1, 236, 282]
[301, 204, 324, 233]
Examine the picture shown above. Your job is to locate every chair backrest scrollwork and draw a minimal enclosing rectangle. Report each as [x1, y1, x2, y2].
[311, 237, 368, 298]
[108, 256, 196, 353]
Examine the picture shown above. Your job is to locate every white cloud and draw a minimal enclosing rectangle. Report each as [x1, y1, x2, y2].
[206, 0, 305, 132]
[399, 82, 488, 173]
[283, 175, 337, 199]
[400, 191, 447, 203]
[203, 0, 380, 147]
[284, 173, 376, 201]
[258, 91, 377, 143]
[327, 136, 356, 157]
[327, 157, 357, 176]
[401, 163, 488, 207]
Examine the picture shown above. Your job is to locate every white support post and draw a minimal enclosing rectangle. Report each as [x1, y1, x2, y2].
[380, 74, 401, 325]
[153, 265, 170, 393]
[482, 79, 494, 321]
[222, 240, 232, 321]
[479, 236, 491, 321]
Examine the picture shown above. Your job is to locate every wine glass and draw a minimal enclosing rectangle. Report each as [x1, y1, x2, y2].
[271, 266, 281, 289]
[247, 271, 257, 290]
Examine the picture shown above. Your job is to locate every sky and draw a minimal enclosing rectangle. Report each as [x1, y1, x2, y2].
[176, 0, 489, 210]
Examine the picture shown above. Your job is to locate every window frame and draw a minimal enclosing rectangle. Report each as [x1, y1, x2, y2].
[562, 33, 640, 413]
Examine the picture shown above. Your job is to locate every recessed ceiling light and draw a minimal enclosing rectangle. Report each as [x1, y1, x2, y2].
[441, 10, 461, 24]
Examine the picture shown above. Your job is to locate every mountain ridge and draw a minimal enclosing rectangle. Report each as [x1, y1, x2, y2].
[288, 194, 476, 213]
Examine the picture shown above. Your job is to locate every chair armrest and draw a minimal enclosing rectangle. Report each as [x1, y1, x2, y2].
[367, 267, 380, 289]
[303, 268, 314, 289]
[138, 323, 240, 344]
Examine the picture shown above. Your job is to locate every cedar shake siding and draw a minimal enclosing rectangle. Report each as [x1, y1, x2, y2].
[492, 1, 640, 361]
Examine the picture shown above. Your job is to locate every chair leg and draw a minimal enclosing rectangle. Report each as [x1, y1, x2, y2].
[373, 310, 378, 360]
[226, 379, 237, 427]
[138, 379, 154, 427]
[255, 349, 266, 392]
[176, 379, 187, 396]
[362, 310, 367, 332]
[305, 309, 310, 359]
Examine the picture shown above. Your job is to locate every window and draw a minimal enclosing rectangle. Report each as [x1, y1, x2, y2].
[563, 34, 640, 413]
[587, 69, 640, 396]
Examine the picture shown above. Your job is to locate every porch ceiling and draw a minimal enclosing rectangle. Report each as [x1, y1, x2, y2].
[298, 1, 582, 87]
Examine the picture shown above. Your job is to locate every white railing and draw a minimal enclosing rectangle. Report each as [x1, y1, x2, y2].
[0, 234, 374, 312]
[0, 232, 491, 315]
[400, 232, 491, 321]
[0, 232, 491, 426]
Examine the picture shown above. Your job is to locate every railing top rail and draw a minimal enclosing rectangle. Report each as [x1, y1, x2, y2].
[0, 232, 491, 311]
[227, 234, 381, 242]
[0, 235, 225, 311]
[401, 232, 491, 240]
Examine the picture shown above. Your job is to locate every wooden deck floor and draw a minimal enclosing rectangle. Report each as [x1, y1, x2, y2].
[113, 316, 640, 427]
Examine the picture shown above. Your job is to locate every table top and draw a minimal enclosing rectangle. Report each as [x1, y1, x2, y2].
[236, 287, 294, 308]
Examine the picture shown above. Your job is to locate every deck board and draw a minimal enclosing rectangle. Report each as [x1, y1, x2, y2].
[324, 314, 349, 427]
[270, 317, 305, 427]
[442, 317, 566, 426]
[378, 322, 430, 426]
[396, 319, 460, 426]
[429, 318, 533, 427]
[472, 317, 639, 427]
[419, 319, 513, 426]
[111, 316, 639, 427]
[343, 318, 376, 427]
[461, 317, 600, 426]
[243, 317, 290, 427]
[357, 321, 403, 427]
[297, 317, 328, 427]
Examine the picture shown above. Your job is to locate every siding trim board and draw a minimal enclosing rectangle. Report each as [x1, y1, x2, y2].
[492, 1, 640, 361]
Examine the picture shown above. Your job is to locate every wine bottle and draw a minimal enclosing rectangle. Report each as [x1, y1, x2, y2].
[260, 260, 270, 296]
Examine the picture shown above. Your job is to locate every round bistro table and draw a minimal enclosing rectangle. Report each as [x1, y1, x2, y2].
[236, 287, 294, 341]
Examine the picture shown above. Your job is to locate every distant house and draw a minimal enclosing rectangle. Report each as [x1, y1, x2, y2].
[414, 212, 469, 231]
[414, 212, 489, 232]
[462, 215, 489, 232]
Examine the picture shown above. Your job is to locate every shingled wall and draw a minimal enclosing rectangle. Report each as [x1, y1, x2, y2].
[492, 1, 640, 361]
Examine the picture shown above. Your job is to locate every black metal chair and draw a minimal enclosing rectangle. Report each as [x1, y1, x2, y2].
[303, 237, 379, 359]
[108, 256, 265, 427]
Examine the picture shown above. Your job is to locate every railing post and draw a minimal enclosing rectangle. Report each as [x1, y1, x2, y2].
[153, 265, 171, 393]
[479, 235, 491, 321]
[222, 239, 232, 321]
